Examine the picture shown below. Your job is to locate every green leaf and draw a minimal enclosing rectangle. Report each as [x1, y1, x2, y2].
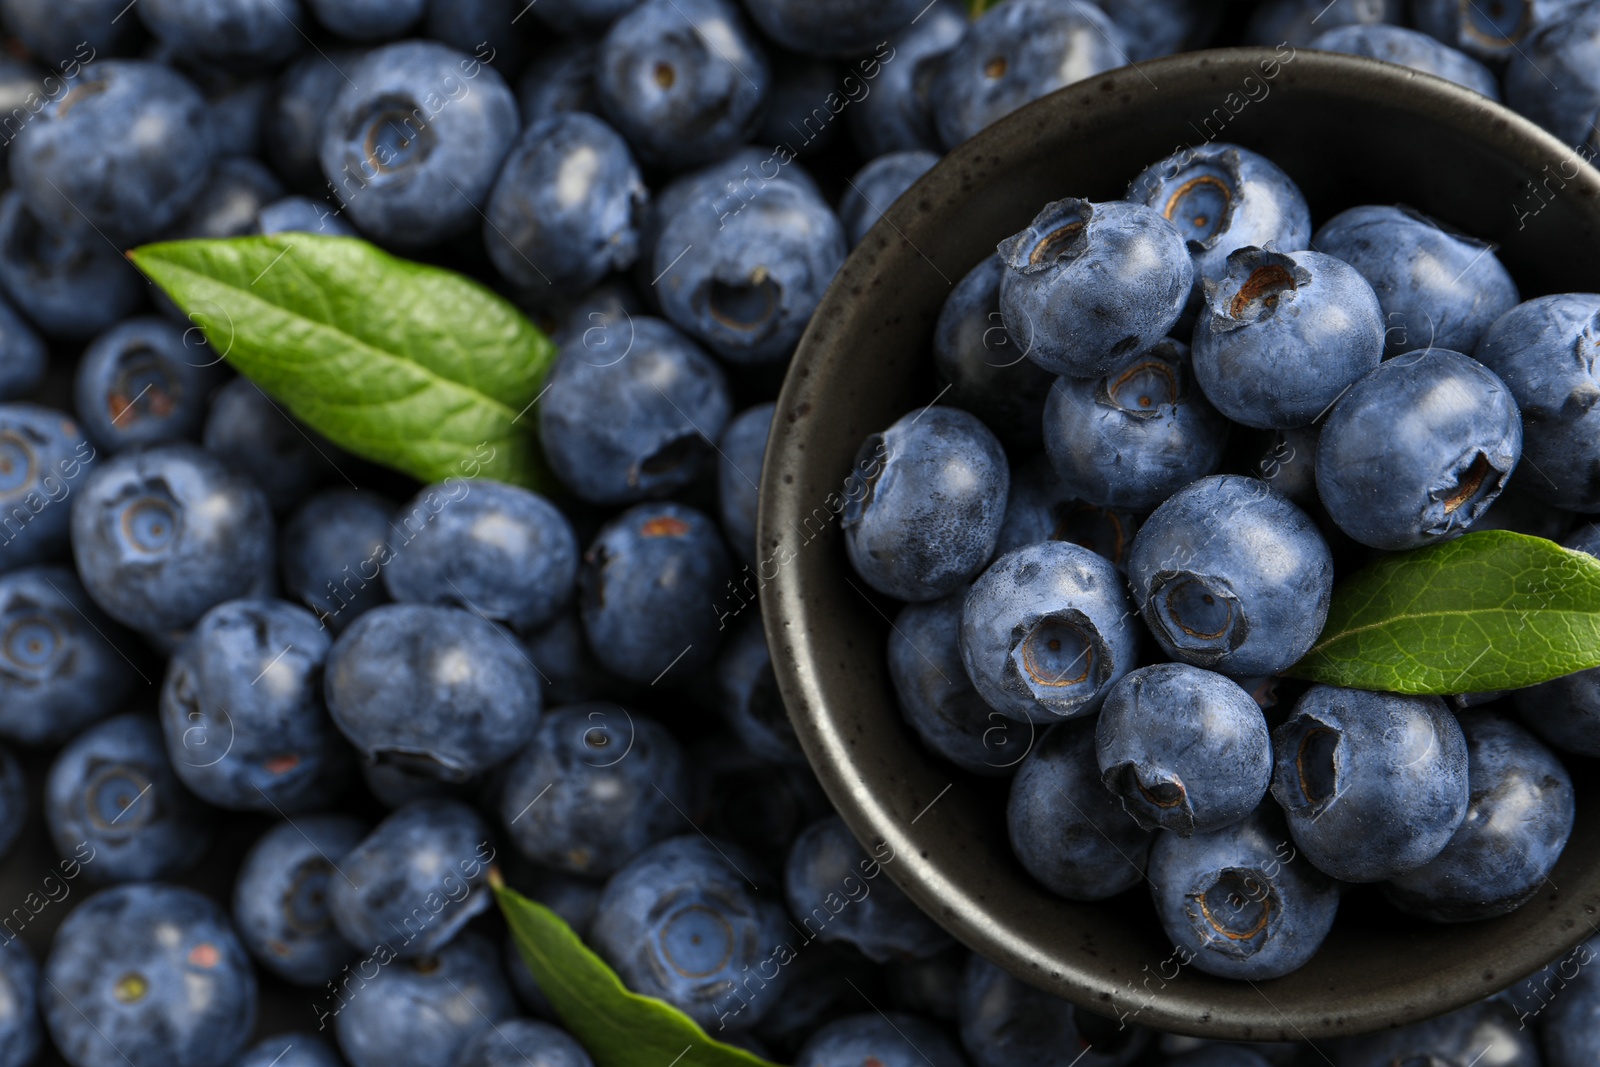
[129, 234, 555, 490]
[1288, 530, 1600, 695]
[968, 0, 1001, 15]
[493, 873, 781, 1067]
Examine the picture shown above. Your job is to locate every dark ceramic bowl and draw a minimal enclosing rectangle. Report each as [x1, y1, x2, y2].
[759, 47, 1600, 1042]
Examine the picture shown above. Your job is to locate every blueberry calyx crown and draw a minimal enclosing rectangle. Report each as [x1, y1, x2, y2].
[1157, 153, 1240, 248]
[1422, 449, 1506, 537]
[1187, 866, 1278, 960]
[1006, 609, 1111, 716]
[1099, 346, 1185, 418]
[1147, 570, 1249, 664]
[998, 199, 1092, 277]
[1104, 761, 1194, 834]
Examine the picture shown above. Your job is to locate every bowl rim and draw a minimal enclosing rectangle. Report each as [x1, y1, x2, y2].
[759, 44, 1600, 1043]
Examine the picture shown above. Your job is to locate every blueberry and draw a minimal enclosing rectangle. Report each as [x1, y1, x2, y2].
[998, 198, 1193, 378]
[592, 835, 791, 1031]
[328, 799, 495, 958]
[884, 947, 964, 1022]
[717, 401, 773, 565]
[360, 759, 475, 809]
[257, 194, 359, 236]
[785, 814, 951, 964]
[1007, 717, 1153, 899]
[960, 953, 1149, 1067]
[138, 0, 305, 63]
[1501, 935, 1598, 1027]
[71, 441, 276, 635]
[0, 938, 38, 1067]
[1385, 712, 1574, 922]
[1475, 293, 1600, 512]
[1417, 0, 1584, 62]
[1096, 663, 1271, 836]
[595, 0, 770, 170]
[163, 156, 286, 239]
[1128, 475, 1333, 677]
[1043, 338, 1230, 510]
[0, 293, 42, 402]
[961, 540, 1137, 723]
[1244, 0, 1398, 45]
[266, 52, 361, 191]
[1334, 998, 1540, 1067]
[541, 280, 645, 350]
[796, 1013, 968, 1067]
[452, 1019, 596, 1067]
[847, 0, 965, 156]
[538, 317, 731, 505]
[1315, 349, 1522, 549]
[1148, 806, 1339, 981]
[234, 1034, 344, 1067]
[578, 502, 732, 685]
[1192, 247, 1384, 428]
[1099, 0, 1219, 59]
[1542, 960, 1600, 1067]
[0, 566, 133, 745]
[756, 54, 845, 158]
[716, 615, 803, 765]
[1505, 4, 1600, 153]
[930, 0, 1129, 148]
[320, 41, 518, 248]
[523, 606, 639, 707]
[500, 703, 688, 877]
[484, 112, 648, 293]
[0, 191, 145, 341]
[994, 454, 1141, 569]
[889, 592, 1027, 777]
[42, 883, 256, 1067]
[333, 930, 515, 1067]
[838, 150, 939, 247]
[45, 713, 212, 884]
[232, 815, 366, 986]
[205, 78, 272, 158]
[160, 597, 347, 812]
[73, 316, 223, 453]
[516, 40, 601, 119]
[1253, 424, 1321, 508]
[0, 0, 141, 60]
[653, 175, 846, 366]
[306, 0, 423, 40]
[11, 60, 212, 246]
[1311, 205, 1519, 356]
[1270, 684, 1470, 882]
[203, 377, 339, 512]
[843, 406, 1010, 603]
[1308, 24, 1500, 98]
[384, 480, 577, 632]
[743, 0, 926, 56]
[531, 0, 641, 32]
[425, 0, 529, 77]
[0, 404, 97, 572]
[751, 941, 881, 1058]
[281, 488, 394, 631]
[325, 603, 542, 781]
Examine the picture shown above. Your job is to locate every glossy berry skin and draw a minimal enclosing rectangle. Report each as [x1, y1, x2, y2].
[797, 1013, 966, 1067]
[717, 402, 773, 566]
[1126, 143, 1313, 291]
[1245, 0, 1398, 46]
[1316, 349, 1522, 550]
[139, 0, 304, 62]
[0, 567, 133, 746]
[202, 378, 334, 512]
[1417, 0, 1585, 62]
[743, 0, 925, 56]
[1130, 475, 1332, 676]
[384, 480, 577, 632]
[960, 954, 1148, 1067]
[257, 195, 357, 237]
[994, 454, 1141, 569]
[596, 0, 770, 170]
[0, 403, 97, 572]
[281, 489, 393, 632]
[839, 150, 939, 247]
[234, 1034, 344, 1067]
[10, 60, 209, 245]
[0, 938, 38, 1067]
[1506, 4, 1600, 153]
[0, 295, 43, 401]
[1192, 248, 1384, 429]
[592, 835, 792, 1031]
[539, 317, 731, 505]
[71, 442, 275, 635]
[1008, 717, 1154, 900]
[1474, 293, 1600, 512]
[1335, 998, 1540, 1067]
[319, 41, 518, 248]
[933, 253, 1055, 452]
[1385, 713, 1574, 922]
[1312, 205, 1519, 356]
[484, 113, 648, 293]
[715, 616, 802, 765]
[452, 1019, 596, 1067]
[0, 191, 145, 341]
[159, 598, 344, 812]
[999, 198, 1194, 378]
[1150, 807, 1338, 981]
[1096, 664, 1271, 836]
[500, 703, 688, 878]
[579, 502, 732, 685]
[962, 540, 1138, 723]
[305, 0, 423, 40]
[42, 884, 256, 1067]
[328, 800, 495, 958]
[1271, 685, 1470, 882]
[848, 1, 966, 156]
[1042, 338, 1229, 510]
[931, 0, 1129, 148]
[654, 177, 846, 366]
[325, 603, 542, 781]
[1308, 24, 1500, 98]
[784, 815, 951, 964]
[73, 317, 222, 453]
[845, 406, 1011, 604]
[890, 593, 1027, 777]
[232, 815, 365, 986]
[46, 713, 211, 884]
[333, 931, 516, 1067]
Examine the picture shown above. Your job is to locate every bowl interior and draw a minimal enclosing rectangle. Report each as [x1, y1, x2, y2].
[759, 47, 1600, 1042]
